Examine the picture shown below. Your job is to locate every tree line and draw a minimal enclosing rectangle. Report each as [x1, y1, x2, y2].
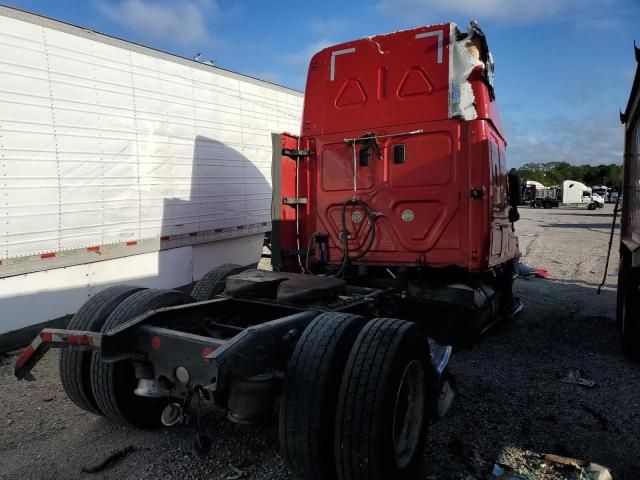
[516, 162, 623, 187]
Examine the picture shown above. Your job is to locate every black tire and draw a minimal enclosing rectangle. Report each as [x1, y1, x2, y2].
[335, 318, 433, 480]
[191, 263, 249, 301]
[543, 201, 552, 209]
[620, 261, 640, 361]
[616, 253, 628, 332]
[59, 285, 144, 415]
[280, 312, 368, 480]
[91, 289, 192, 428]
[596, 202, 604, 209]
[588, 203, 596, 210]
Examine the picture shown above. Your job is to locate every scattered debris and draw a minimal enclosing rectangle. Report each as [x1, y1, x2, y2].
[543, 453, 587, 469]
[225, 464, 245, 480]
[81, 445, 135, 473]
[543, 454, 613, 480]
[41, 395, 55, 402]
[490, 463, 531, 479]
[561, 369, 596, 388]
[518, 264, 550, 279]
[583, 463, 613, 480]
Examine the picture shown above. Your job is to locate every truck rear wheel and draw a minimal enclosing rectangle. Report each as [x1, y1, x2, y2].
[334, 318, 432, 480]
[588, 203, 597, 210]
[91, 289, 193, 428]
[620, 260, 640, 361]
[279, 312, 367, 480]
[191, 263, 249, 301]
[60, 285, 144, 416]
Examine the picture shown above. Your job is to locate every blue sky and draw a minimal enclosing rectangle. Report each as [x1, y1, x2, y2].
[4, 0, 639, 166]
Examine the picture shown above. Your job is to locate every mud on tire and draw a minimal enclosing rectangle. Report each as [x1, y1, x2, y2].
[59, 285, 144, 415]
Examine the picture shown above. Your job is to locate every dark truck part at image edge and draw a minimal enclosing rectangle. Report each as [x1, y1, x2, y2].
[15, 21, 523, 480]
[618, 43, 640, 361]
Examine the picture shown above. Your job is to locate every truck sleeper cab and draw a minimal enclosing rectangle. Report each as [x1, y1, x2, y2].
[16, 22, 520, 480]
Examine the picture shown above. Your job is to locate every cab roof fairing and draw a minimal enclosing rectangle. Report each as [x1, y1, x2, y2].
[304, 21, 496, 127]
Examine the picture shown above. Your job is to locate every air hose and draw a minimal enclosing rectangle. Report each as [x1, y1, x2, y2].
[335, 198, 377, 277]
[598, 195, 621, 295]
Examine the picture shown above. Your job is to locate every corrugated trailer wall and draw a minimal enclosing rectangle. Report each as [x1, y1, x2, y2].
[0, 6, 303, 339]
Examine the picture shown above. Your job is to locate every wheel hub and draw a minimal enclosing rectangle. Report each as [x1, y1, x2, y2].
[392, 359, 426, 468]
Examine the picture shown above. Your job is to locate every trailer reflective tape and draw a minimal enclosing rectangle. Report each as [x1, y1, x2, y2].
[201, 346, 215, 359]
[415, 30, 444, 64]
[330, 47, 356, 81]
[0, 221, 271, 279]
[15, 344, 36, 370]
[15, 328, 103, 381]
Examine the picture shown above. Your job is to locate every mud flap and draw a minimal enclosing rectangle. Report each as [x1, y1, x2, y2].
[428, 338, 455, 418]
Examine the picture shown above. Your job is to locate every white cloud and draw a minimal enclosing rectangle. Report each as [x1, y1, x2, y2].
[375, 0, 613, 24]
[283, 39, 334, 70]
[309, 18, 349, 37]
[97, 0, 217, 47]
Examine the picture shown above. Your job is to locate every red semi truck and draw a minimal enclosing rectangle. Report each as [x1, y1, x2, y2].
[16, 22, 521, 479]
[619, 44, 640, 361]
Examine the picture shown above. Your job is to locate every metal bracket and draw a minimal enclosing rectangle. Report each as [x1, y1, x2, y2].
[282, 148, 314, 158]
[282, 248, 315, 257]
[282, 197, 308, 206]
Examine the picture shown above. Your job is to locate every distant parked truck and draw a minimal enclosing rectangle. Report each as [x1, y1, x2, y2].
[526, 180, 604, 210]
[618, 44, 640, 361]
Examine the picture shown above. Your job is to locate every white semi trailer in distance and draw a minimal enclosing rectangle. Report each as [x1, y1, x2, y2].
[0, 5, 303, 349]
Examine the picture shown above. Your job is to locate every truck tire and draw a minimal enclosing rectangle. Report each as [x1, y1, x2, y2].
[334, 318, 432, 480]
[279, 312, 367, 480]
[620, 262, 640, 361]
[191, 263, 249, 301]
[91, 289, 192, 428]
[588, 203, 596, 210]
[543, 201, 552, 209]
[60, 285, 144, 416]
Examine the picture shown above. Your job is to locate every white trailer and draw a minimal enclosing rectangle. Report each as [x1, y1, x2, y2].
[0, 5, 303, 345]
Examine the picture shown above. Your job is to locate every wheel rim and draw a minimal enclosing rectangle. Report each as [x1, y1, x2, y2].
[392, 359, 425, 468]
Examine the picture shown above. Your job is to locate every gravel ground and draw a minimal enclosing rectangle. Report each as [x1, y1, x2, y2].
[1, 204, 638, 480]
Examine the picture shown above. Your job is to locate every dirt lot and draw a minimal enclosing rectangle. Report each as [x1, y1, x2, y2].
[1, 204, 638, 480]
